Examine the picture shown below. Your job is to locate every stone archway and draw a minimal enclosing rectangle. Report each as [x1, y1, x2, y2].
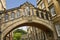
[2, 19, 54, 40]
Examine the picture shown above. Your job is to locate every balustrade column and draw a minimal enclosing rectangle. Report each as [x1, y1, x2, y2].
[36, 11, 40, 17]
[40, 12, 44, 19]
[45, 12, 50, 20]
[38, 11, 42, 18]
[45, 12, 52, 20]
[43, 12, 46, 19]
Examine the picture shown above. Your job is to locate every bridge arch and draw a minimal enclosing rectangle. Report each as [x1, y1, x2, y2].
[2, 15, 54, 39]
[0, 2, 55, 40]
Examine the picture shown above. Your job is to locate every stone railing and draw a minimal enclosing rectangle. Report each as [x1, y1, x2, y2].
[0, 9, 51, 22]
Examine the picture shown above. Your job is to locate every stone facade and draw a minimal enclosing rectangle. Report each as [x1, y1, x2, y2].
[21, 26, 54, 40]
[0, 0, 6, 10]
[27, 26, 54, 40]
[0, 0, 60, 40]
[37, 0, 60, 39]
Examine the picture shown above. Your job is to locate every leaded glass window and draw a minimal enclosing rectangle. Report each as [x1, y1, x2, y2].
[11, 12, 15, 19]
[26, 7, 30, 16]
[5, 14, 9, 21]
[16, 11, 20, 18]
[49, 5, 56, 16]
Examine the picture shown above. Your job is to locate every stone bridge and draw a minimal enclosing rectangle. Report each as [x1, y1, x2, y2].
[0, 2, 56, 40]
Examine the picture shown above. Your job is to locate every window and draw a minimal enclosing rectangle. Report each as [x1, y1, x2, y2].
[47, 0, 51, 4]
[41, 3, 45, 9]
[26, 7, 30, 16]
[5, 14, 9, 21]
[16, 11, 20, 18]
[49, 5, 56, 16]
[55, 24, 60, 36]
[11, 12, 15, 19]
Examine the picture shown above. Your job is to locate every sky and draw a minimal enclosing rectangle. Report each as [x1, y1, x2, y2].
[18, 26, 28, 32]
[6, 0, 36, 31]
[6, 0, 36, 9]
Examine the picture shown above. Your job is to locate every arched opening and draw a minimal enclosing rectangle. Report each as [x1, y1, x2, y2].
[3, 22, 54, 40]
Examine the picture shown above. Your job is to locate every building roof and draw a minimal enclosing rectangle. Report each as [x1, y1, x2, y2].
[5, 1, 35, 12]
[1, 1, 49, 14]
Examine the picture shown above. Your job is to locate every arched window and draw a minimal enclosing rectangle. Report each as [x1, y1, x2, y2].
[16, 10, 20, 18]
[5, 14, 9, 21]
[11, 12, 15, 19]
[49, 5, 56, 16]
[26, 7, 30, 16]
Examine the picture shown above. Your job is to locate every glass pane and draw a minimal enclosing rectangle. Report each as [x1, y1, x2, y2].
[26, 7, 30, 16]
[17, 11, 20, 18]
[49, 5, 56, 16]
[36, 11, 40, 17]
[5, 14, 9, 21]
[11, 12, 15, 19]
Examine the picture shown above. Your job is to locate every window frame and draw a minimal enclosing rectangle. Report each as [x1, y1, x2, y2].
[11, 12, 15, 20]
[5, 14, 9, 21]
[49, 5, 56, 17]
[26, 6, 30, 16]
[16, 10, 20, 18]
[41, 2, 45, 9]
